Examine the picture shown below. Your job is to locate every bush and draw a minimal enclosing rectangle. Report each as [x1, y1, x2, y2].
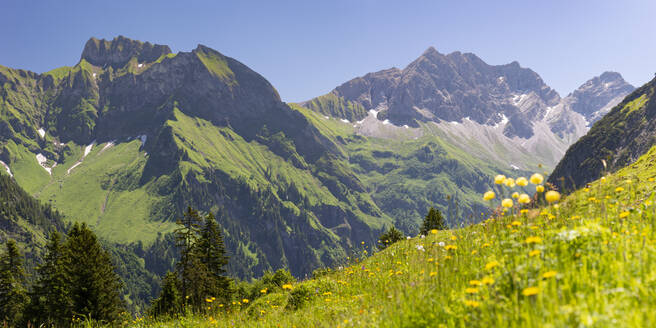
[378, 226, 404, 249]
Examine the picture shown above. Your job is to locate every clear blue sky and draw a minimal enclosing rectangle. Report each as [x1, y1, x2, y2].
[2, 0, 655, 102]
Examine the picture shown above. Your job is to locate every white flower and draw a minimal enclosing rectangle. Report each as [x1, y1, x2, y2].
[406, 236, 411, 240]
[438, 242, 445, 247]
[416, 245, 425, 252]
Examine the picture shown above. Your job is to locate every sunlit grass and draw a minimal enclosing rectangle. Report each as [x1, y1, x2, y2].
[83, 146, 656, 327]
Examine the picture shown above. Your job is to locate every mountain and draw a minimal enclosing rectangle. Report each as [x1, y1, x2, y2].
[303, 48, 634, 168]
[548, 76, 656, 191]
[0, 36, 392, 279]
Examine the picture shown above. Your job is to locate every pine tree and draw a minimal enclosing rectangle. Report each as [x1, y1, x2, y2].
[26, 231, 72, 326]
[420, 207, 447, 235]
[0, 239, 29, 326]
[195, 213, 231, 302]
[64, 223, 124, 322]
[174, 207, 203, 306]
[150, 272, 181, 317]
[378, 226, 404, 249]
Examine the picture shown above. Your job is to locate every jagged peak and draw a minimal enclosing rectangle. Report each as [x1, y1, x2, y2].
[81, 35, 172, 69]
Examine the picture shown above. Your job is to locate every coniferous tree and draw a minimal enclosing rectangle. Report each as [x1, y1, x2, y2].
[64, 223, 124, 322]
[195, 213, 231, 302]
[26, 231, 72, 326]
[378, 226, 404, 249]
[0, 239, 28, 326]
[150, 272, 181, 317]
[174, 207, 203, 307]
[420, 207, 447, 235]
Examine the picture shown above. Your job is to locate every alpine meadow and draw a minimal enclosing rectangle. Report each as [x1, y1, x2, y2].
[1, 1, 656, 327]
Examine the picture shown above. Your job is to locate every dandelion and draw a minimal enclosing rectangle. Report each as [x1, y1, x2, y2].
[469, 280, 482, 286]
[322, 292, 332, 296]
[465, 287, 479, 294]
[648, 177, 655, 182]
[530, 173, 544, 185]
[545, 190, 561, 203]
[529, 249, 541, 257]
[282, 284, 293, 290]
[522, 286, 540, 296]
[494, 174, 506, 184]
[485, 260, 499, 270]
[511, 221, 522, 226]
[518, 193, 531, 204]
[536, 185, 545, 193]
[481, 276, 494, 285]
[619, 211, 630, 218]
[430, 229, 438, 234]
[512, 192, 519, 199]
[542, 271, 557, 279]
[483, 191, 496, 201]
[502, 198, 514, 208]
[520, 209, 529, 214]
[445, 245, 457, 251]
[464, 300, 480, 307]
[242, 299, 249, 304]
[205, 298, 213, 303]
[430, 271, 437, 277]
[482, 242, 491, 247]
[525, 236, 543, 244]
[260, 288, 268, 294]
[450, 235, 457, 241]
[615, 187, 624, 193]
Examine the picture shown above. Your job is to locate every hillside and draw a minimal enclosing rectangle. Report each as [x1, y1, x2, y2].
[549, 76, 656, 191]
[137, 143, 656, 327]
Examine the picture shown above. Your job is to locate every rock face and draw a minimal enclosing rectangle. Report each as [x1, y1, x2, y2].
[548, 77, 656, 192]
[303, 47, 634, 167]
[81, 36, 172, 68]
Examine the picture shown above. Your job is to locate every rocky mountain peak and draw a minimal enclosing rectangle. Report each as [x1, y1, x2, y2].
[81, 36, 172, 68]
[566, 71, 634, 123]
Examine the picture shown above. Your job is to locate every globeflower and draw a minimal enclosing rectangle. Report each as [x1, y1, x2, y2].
[512, 192, 519, 199]
[530, 173, 544, 185]
[502, 198, 514, 208]
[483, 191, 496, 201]
[536, 185, 545, 193]
[518, 193, 531, 204]
[494, 174, 506, 184]
[516, 177, 528, 186]
[545, 190, 561, 203]
[505, 178, 516, 188]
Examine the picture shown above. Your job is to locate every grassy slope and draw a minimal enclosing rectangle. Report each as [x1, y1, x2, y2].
[140, 145, 656, 327]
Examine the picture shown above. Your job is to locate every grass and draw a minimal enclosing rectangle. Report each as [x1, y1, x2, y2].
[108, 144, 656, 327]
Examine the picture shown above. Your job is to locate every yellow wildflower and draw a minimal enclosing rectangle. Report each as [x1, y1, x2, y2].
[469, 280, 482, 286]
[619, 211, 630, 218]
[494, 174, 506, 184]
[485, 260, 499, 270]
[521, 286, 540, 296]
[242, 299, 249, 304]
[512, 192, 519, 199]
[430, 229, 438, 234]
[518, 193, 531, 204]
[545, 190, 561, 203]
[502, 198, 514, 208]
[445, 245, 457, 251]
[529, 249, 541, 257]
[536, 185, 545, 193]
[516, 177, 529, 186]
[615, 187, 624, 192]
[525, 236, 543, 244]
[542, 271, 557, 279]
[483, 191, 496, 201]
[465, 287, 479, 294]
[511, 221, 522, 226]
[282, 284, 293, 290]
[430, 271, 437, 277]
[464, 300, 480, 307]
[530, 173, 544, 185]
[481, 276, 494, 285]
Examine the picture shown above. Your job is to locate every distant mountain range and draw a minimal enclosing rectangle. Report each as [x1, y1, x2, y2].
[303, 47, 634, 168]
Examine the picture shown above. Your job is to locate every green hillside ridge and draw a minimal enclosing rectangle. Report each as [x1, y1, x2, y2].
[128, 144, 656, 327]
[549, 76, 656, 191]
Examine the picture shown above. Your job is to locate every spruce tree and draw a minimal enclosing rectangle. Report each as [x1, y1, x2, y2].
[64, 223, 124, 322]
[420, 207, 447, 235]
[378, 226, 404, 249]
[174, 207, 203, 306]
[150, 272, 181, 317]
[195, 213, 231, 302]
[0, 239, 28, 326]
[26, 231, 72, 326]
